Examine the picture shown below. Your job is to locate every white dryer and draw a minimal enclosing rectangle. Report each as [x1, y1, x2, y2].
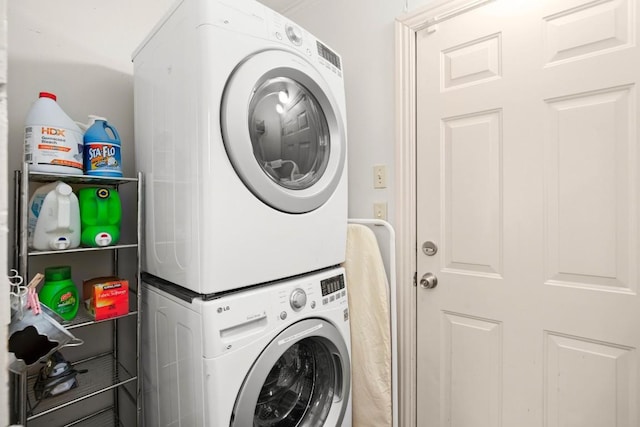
[142, 267, 352, 426]
[133, 0, 348, 294]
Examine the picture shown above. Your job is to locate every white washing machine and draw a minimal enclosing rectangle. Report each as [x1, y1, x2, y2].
[142, 267, 352, 426]
[133, 0, 348, 294]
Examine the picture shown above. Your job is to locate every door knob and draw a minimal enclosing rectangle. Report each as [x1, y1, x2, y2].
[420, 272, 438, 289]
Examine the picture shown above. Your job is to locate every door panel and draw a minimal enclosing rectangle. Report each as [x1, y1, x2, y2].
[543, 0, 632, 64]
[544, 332, 635, 427]
[415, 1, 640, 425]
[544, 86, 635, 290]
[442, 313, 502, 427]
[443, 109, 503, 277]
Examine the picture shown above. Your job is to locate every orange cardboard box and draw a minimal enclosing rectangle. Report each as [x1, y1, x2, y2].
[83, 276, 129, 321]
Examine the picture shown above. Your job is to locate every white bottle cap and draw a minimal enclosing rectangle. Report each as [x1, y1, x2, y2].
[95, 232, 112, 247]
[51, 236, 71, 250]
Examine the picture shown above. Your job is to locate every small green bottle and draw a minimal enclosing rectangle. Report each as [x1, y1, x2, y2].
[39, 266, 79, 321]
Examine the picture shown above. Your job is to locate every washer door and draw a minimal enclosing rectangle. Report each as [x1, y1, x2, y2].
[231, 319, 351, 427]
[221, 49, 346, 214]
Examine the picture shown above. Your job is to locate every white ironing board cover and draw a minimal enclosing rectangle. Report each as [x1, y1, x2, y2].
[343, 224, 392, 427]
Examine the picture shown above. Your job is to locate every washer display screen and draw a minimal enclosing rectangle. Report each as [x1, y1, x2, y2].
[321, 274, 345, 297]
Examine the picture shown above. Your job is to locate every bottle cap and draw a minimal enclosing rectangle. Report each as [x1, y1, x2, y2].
[54, 182, 73, 196]
[39, 92, 57, 101]
[44, 266, 71, 281]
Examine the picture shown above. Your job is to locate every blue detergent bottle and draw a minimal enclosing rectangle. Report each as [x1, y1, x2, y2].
[83, 118, 123, 177]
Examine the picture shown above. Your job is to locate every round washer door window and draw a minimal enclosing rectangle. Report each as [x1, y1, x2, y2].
[231, 319, 351, 427]
[222, 50, 346, 214]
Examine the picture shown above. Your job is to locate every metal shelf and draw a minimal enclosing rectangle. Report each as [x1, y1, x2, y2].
[28, 243, 138, 257]
[64, 407, 122, 427]
[11, 167, 143, 426]
[28, 171, 138, 185]
[26, 353, 136, 421]
[63, 291, 138, 331]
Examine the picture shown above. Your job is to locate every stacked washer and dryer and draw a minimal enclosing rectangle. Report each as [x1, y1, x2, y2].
[133, 0, 351, 425]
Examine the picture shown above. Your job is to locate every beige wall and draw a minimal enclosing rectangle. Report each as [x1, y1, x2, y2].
[1, 0, 7, 423]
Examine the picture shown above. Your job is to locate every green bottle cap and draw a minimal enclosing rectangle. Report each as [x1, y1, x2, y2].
[44, 265, 71, 281]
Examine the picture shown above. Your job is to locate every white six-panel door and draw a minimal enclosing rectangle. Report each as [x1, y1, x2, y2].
[415, 0, 639, 425]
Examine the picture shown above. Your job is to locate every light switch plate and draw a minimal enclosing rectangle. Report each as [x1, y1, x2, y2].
[374, 202, 387, 221]
[373, 165, 387, 189]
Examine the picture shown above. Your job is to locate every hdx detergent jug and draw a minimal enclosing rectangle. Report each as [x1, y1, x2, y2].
[24, 92, 84, 174]
[28, 181, 81, 251]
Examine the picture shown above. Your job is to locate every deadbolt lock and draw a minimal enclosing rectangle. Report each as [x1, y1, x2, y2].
[422, 241, 438, 256]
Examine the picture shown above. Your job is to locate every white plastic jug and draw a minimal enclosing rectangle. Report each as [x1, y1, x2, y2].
[24, 92, 84, 174]
[28, 181, 81, 250]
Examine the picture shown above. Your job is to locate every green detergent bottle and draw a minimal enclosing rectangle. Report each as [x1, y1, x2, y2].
[39, 266, 79, 321]
[79, 187, 122, 247]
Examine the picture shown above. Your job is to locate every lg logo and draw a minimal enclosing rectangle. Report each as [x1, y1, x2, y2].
[217, 306, 230, 313]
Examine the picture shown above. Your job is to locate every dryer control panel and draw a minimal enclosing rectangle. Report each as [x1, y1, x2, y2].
[266, 10, 343, 77]
[177, 0, 343, 78]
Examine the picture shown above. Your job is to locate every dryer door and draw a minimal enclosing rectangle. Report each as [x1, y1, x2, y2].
[221, 49, 346, 214]
[231, 318, 351, 427]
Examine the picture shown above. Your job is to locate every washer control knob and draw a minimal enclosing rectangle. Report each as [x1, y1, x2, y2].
[290, 288, 307, 311]
[285, 24, 303, 46]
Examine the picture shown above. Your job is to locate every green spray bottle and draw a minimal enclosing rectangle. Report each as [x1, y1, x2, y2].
[39, 266, 79, 321]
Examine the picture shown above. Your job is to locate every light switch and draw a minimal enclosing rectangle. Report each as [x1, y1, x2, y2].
[373, 165, 387, 189]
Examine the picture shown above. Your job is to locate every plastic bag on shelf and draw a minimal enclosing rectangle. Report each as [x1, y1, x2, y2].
[8, 304, 83, 374]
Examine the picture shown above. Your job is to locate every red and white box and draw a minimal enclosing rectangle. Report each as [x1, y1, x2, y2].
[83, 276, 129, 321]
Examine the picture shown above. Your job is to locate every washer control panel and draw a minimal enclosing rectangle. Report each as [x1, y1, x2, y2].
[275, 272, 347, 322]
[206, 269, 347, 357]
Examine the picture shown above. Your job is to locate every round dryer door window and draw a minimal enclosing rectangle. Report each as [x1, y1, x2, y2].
[222, 50, 346, 214]
[231, 319, 351, 427]
[248, 77, 330, 191]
